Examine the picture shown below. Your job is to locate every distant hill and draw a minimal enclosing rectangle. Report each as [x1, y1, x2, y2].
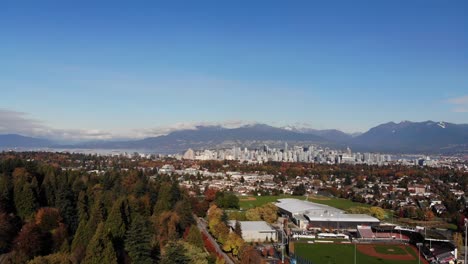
[2, 121, 467, 154]
[283, 126, 353, 142]
[75, 121, 468, 154]
[75, 124, 329, 153]
[0, 134, 52, 148]
[350, 121, 468, 153]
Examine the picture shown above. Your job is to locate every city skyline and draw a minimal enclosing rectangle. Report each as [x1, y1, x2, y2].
[1, 1, 467, 140]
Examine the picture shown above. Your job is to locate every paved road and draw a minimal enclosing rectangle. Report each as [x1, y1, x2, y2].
[195, 216, 235, 264]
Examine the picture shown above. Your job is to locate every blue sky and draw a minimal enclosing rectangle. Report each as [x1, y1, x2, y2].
[1, 0, 467, 139]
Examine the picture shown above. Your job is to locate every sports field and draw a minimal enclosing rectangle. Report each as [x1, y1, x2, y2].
[238, 195, 297, 209]
[293, 243, 427, 264]
[308, 196, 371, 210]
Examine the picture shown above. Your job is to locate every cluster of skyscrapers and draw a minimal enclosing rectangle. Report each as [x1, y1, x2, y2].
[182, 143, 392, 165]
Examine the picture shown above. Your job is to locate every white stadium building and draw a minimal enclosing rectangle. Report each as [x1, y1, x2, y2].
[275, 198, 380, 230]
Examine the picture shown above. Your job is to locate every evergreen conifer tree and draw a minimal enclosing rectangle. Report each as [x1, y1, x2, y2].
[185, 225, 204, 249]
[83, 223, 117, 264]
[124, 214, 152, 264]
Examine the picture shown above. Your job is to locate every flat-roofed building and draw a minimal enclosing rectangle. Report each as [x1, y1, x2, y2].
[275, 198, 380, 230]
[229, 221, 277, 242]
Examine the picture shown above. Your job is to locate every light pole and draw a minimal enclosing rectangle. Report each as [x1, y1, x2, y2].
[416, 242, 423, 264]
[465, 218, 468, 264]
[280, 214, 288, 264]
[354, 241, 356, 264]
[281, 220, 284, 264]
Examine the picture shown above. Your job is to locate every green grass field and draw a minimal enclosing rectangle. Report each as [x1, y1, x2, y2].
[293, 243, 419, 264]
[238, 195, 297, 209]
[308, 196, 371, 210]
[238, 195, 370, 210]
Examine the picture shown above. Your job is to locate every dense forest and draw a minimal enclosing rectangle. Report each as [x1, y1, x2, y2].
[0, 155, 230, 263]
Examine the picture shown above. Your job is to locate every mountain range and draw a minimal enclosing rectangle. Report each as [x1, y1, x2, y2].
[0, 121, 467, 154]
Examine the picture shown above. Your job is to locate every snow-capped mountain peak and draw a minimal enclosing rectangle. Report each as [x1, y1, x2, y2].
[437, 122, 446, 129]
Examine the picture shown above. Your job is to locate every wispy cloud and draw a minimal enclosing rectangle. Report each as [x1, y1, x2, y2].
[0, 108, 114, 141]
[0, 108, 255, 141]
[447, 95, 468, 113]
[131, 120, 256, 138]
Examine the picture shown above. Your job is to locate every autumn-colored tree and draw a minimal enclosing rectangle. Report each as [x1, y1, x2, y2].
[222, 232, 244, 257]
[13, 222, 51, 262]
[245, 203, 278, 223]
[191, 196, 210, 217]
[185, 225, 204, 249]
[121, 172, 139, 194]
[369, 207, 386, 220]
[28, 253, 72, 264]
[35, 207, 61, 232]
[213, 221, 230, 245]
[204, 188, 218, 202]
[453, 232, 463, 252]
[182, 241, 209, 264]
[216, 257, 226, 264]
[240, 245, 262, 264]
[12, 167, 30, 180]
[245, 208, 261, 221]
[139, 193, 152, 216]
[0, 213, 19, 253]
[174, 195, 194, 232]
[347, 206, 386, 220]
[228, 211, 247, 221]
[259, 203, 278, 223]
[268, 246, 275, 257]
[208, 204, 223, 220]
[424, 210, 435, 221]
[207, 204, 231, 244]
[153, 211, 180, 248]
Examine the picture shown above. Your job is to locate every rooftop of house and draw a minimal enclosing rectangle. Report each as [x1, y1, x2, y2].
[228, 221, 276, 232]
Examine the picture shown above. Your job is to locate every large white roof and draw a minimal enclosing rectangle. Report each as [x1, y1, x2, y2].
[305, 213, 380, 223]
[229, 221, 275, 232]
[276, 198, 343, 214]
[276, 198, 379, 223]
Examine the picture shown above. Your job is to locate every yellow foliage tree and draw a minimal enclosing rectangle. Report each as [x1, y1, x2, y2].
[245, 203, 278, 223]
[245, 208, 261, 221]
[222, 232, 245, 257]
[453, 232, 463, 251]
[369, 207, 386, 220]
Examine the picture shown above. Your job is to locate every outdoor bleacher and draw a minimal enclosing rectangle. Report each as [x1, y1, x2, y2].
[374, 232, 409, 240]
[357, 225, 374, 239]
